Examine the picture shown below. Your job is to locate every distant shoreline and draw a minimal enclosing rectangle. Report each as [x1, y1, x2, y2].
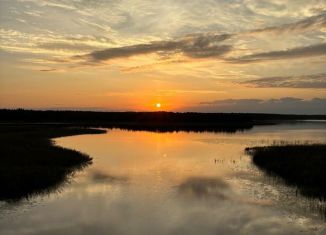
[1, 109, 325, 133]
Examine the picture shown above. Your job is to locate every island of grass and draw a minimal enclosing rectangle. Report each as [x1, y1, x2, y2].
[0, 125, 106, 201]
[245, 144, 326, 201]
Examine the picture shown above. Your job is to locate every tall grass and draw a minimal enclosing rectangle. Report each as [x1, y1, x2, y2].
[246, 143, 326, 218]
[0, 125, 106, 201]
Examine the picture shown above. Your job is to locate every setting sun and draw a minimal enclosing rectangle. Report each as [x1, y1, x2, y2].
[1, 1, 326, 234]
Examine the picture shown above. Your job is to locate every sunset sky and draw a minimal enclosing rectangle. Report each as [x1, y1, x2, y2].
[0, 0, 325, 113]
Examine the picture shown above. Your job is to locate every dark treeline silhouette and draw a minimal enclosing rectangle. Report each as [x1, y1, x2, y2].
[1, 109, 325, 133]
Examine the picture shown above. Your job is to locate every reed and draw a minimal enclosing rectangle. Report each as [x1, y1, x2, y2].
[0, 125, 106, 201]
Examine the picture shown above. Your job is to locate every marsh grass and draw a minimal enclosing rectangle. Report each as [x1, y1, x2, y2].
[0, 125, 106, 201]
[245, 143, 326, 218]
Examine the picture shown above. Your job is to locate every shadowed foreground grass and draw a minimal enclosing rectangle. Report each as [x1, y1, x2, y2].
[246, 143, 326, 220]
[246, 144, 326, 200]
[246, 144, 326, 218]
[0, 125, 106, 201]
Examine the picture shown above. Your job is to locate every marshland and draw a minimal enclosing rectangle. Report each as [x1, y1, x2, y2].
[0, 125, 106, 201]
[0, 111, 325, 235]
[246, 143, 326, 201]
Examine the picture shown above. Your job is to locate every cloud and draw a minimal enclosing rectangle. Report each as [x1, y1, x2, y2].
[0, 29, 116, 57]
[38, 42, 100, 51]
[243, 0, 326, 18]
[229, 43, 326, 63]
[248, 13, 326, 34]
[76, 13, 326, 64]
[183, 97, 326, 114]
[1, 0, 326, 75]
[39, 68, 57, 72]
[79, 33, 232, 62]
[243, 73, 326, 88]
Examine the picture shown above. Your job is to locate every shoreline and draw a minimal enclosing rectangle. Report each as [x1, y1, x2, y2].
[0, 125, 106, 201]
[246, 144, 326, 218]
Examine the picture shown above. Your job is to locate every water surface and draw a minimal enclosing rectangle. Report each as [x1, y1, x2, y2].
[1, 122, 326, 235]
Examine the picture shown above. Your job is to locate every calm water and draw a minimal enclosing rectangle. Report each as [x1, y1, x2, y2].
[1, 123, 326, 235]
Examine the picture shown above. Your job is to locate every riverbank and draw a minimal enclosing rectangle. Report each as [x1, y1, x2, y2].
[246, 144, 326, 201]
[0, 125, 106, 201]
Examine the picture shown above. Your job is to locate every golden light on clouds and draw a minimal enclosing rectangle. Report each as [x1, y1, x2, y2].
[0, 0, 325, 113]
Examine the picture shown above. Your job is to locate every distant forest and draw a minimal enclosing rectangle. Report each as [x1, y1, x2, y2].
[1, 109, 325, 133]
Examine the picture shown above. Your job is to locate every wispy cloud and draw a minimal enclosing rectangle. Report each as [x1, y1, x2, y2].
[74, 14, 326, 65]
[80, 33, 232, 62]
[184, 97, 326, 114]
[228, 43, 326, 63]
[1, 2, 326, 69]
[39, 68, 57, 72]
[247, 13, 326, 34]
[243, 73, 326, 88]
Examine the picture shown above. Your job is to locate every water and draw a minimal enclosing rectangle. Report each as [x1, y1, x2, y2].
[0, 122, 326, 235]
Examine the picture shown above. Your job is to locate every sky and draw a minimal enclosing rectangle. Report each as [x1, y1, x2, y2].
[0, 0, 325, 114]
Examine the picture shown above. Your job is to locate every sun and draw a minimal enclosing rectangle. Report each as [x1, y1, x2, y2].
[155, 103, 161, 108]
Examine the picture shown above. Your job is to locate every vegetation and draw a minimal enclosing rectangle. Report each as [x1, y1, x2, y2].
[0, 125, 106, 201]
[1, 109, 325, 133]
[1, 109, 325, 202]
[246, 143, 326, 218]
[246, 144, 326, 200]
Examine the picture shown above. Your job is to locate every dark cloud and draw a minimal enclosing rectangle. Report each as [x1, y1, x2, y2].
[78, 18, 326, 64]
[248, 13, 326, 34]
[184, 97, 326, 114]
[229, 43, 326, 63]
[72, 14, 326, 65]
[39, 68, 57, 72]
[79, 33, 232, 62]
[243, 73, 326, 88]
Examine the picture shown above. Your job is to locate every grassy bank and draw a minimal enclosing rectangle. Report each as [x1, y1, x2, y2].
[0, 125, 106, 201]
[246, 144, 326, 201]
